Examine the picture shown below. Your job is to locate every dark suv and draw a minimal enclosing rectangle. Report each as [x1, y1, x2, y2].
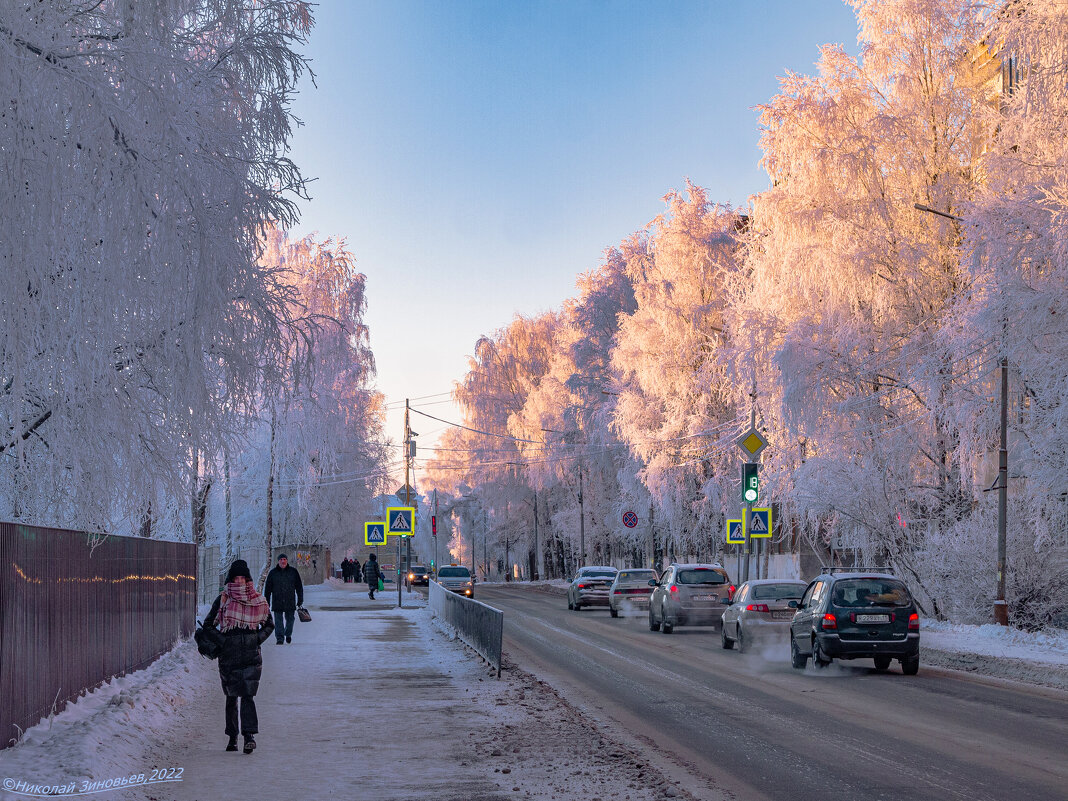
[788, 571, 920, 674]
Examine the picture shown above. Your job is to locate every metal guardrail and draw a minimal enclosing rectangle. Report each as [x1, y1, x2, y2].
[0, 523, 196, 749]
[429, 580, 503, 677]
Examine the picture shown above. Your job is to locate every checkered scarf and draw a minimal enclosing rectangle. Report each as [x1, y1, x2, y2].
[216, 581, 270, 632]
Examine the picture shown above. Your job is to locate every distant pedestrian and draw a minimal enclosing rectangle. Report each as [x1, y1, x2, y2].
[363, 553, 382, 599]
[264, 553, 304, 644]
[341, 558, 352, 583]
[352, 558, 361, 584]
[203, 560, 273, 754]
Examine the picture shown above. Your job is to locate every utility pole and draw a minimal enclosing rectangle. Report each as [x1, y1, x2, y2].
[433, 489, 439, 576]
[400, 398, 411, 609]
[995, 357, 1009, 626]
[578, 469, 586, 565]
[533, 488, 540, 581]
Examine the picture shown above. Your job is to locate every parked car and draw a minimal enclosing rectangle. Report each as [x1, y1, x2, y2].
[720, 579, 807, 652]
[788, 571, 920, 674]
[407, 565, 430, 586]
[608, 569, 659, 617]
[648, 564, 733, 633]
[567, 566, 618, 610]
[437, 565, 474, 598]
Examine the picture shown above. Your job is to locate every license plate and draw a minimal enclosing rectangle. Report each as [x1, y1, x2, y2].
[772, 610, 792, 620]
[856, 614, 889, 624]
[694, 594, 715, 601]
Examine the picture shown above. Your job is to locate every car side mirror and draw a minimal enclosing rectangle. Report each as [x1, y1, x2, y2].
[788, 600, 800, 609]
[648, 579, 657, 587]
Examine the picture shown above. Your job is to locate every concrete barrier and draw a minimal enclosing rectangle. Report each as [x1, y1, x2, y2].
[429, 580, 503, 677]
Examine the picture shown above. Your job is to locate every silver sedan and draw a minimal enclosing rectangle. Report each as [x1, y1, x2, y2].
[720, 579, 807, 652]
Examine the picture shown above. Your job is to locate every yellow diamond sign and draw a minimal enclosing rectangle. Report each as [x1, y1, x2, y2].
[736, 427, 768, 459]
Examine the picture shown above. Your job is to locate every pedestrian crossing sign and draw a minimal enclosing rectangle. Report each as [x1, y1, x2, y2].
[364, 521, 386, 546]
[747, 508, 772, 539]
[726, 519, 744, 544]
[387, 506, 415, 536]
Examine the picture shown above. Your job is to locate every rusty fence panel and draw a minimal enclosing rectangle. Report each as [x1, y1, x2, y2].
[0, 523, 195, 749]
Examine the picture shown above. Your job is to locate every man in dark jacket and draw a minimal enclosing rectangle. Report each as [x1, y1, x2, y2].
[363, 553, 381, 599]
[352, 558, 361, 584]
[341, 558, 351, 583]
[264, 554, 304, 644]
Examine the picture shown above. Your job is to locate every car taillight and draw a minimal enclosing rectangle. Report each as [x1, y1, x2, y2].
[728, 585, 736, 600]
[908, 613, 919, 631]
[578, 583, 587, 589]
[746, 604, 770, 613]
[669, 585, 678, 594]
[613, 589, 621, 594]
[821, 613, 838, 630]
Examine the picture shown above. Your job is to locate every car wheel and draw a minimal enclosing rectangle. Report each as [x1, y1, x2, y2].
[648, 607, 661, 632]
[790, 636, 807, 669]
[721, 625, 734, 650]
[660, 603, 674, 633]
[610, 608, 618, 618]
[812, 637, 831, 668]
[736, 626, 747, 654]
[567, 598, 574, 610]
[574, 601, 582, 611]
[901, 654, 920, 676]
[873, 655, 892, 671]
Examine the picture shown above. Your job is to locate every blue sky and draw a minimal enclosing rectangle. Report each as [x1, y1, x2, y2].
[288, 1, 860, 454]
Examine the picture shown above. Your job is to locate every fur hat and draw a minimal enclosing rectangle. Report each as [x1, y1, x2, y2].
[226, 559, 253, 583]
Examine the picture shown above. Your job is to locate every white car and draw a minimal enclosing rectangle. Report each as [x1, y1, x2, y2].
[567, 566, 617, 610]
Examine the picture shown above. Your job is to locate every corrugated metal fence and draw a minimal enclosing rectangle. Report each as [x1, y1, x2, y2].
[0, 523, 195, 749]
[429, 579, 503, 677]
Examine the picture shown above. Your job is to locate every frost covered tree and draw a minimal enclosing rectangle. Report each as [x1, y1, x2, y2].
[936, 2, 1068, 627]
[612, 184, 746, 563]
[0, 0, 314, 532]
[725, 0, 987, 610]
[215, 229, 389, 578]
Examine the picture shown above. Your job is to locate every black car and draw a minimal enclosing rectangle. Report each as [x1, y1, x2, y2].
[788, 571, 920, 674]
[407, 565, 430, 586]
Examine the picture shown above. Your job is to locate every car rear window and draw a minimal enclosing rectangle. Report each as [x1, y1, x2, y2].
[617, 571, 656, 584]
[438, 567, 470, 578]
[750, 583, 806, 600]
[580, 569, 617, 578]
[831, 579, 911, 607]
[411, 566, 427, 572]
[676, 569, 727, 585]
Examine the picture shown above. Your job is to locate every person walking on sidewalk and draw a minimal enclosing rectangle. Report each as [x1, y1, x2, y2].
[341, 558, 352, 583]
[363, 553, 382, 599]
[352, 558, 362, 584]
[264, 553, 303, 644]
[203, 560, 273, 754]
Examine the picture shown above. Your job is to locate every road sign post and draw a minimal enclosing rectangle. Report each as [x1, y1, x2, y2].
[736, 417, 768, 583]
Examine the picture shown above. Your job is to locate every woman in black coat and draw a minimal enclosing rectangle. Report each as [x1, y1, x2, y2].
[204, 560, 274, 754]
[363, 553, 381, 599]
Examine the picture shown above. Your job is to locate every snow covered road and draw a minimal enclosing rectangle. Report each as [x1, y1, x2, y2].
[478, 583, 1068, 801]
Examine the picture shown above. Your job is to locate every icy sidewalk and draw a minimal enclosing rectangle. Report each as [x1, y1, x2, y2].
[1, 582, 689, 801]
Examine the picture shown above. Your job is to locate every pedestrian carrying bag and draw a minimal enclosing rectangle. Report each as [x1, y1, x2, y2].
[377, 577, 384, 592]
[194, 621, 224, 659]
[297, 606, 312, 623]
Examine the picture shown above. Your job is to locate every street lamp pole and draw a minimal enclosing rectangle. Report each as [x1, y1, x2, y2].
[914, 203, 1009, 626]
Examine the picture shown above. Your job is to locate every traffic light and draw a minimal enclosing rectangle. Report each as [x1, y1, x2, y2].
[431, 515, 437, 536]
[742, 463, 759, 504]
[430, 559, 435, 568]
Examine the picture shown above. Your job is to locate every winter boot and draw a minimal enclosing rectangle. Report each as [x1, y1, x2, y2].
[243, 735, 256, 754]
[225, 736, 238, 752]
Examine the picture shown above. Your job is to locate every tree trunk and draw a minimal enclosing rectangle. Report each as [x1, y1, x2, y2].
[260, 410, 277, 589]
